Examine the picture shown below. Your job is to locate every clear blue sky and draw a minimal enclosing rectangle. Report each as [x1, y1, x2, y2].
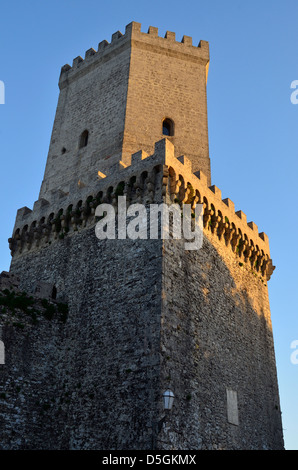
[0, 0, 297, 450]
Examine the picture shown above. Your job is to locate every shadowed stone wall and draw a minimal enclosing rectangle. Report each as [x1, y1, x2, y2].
[1, 229, 163, 450]
[0, 223, 284, 449]
[158, 232, 283, 450]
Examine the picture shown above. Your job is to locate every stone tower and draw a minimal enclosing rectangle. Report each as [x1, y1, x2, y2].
[39, 21, 211, 201]
[0, 22, 284, 450]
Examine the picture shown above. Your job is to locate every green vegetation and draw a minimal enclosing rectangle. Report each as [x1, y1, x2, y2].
[0, 289, 34, 312]
[0, 289, 68, 325]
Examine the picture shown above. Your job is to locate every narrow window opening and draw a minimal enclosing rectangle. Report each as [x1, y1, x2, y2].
[79, 130, 89, 148]
[51, 285, 57, 300]
[162, 118, 174, 137]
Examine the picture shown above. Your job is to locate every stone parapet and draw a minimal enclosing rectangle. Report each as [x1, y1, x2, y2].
[9, 139, 274, 280]
[59, 21, 209, 89]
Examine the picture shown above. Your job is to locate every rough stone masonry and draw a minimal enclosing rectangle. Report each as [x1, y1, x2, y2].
[0, 22, 284, 450]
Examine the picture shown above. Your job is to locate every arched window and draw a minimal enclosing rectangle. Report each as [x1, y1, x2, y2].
[162, 118, 174, 137]
[79, 130, 89, 148]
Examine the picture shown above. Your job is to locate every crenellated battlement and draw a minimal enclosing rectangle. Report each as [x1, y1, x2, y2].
[59, 21, 209, 88]
[9, 139, 274, 281]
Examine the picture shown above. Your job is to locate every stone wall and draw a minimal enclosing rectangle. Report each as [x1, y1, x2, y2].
[158, 232, 284, 450]
[2, 150, 284, 450]
[123, 23, 210, 180]
[0, 218, 284, 449]
[39, 31, 131, 200]
[1, 229, 163, 449]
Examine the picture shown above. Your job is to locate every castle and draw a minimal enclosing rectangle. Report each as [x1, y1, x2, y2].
[0, 22, 284, 450]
